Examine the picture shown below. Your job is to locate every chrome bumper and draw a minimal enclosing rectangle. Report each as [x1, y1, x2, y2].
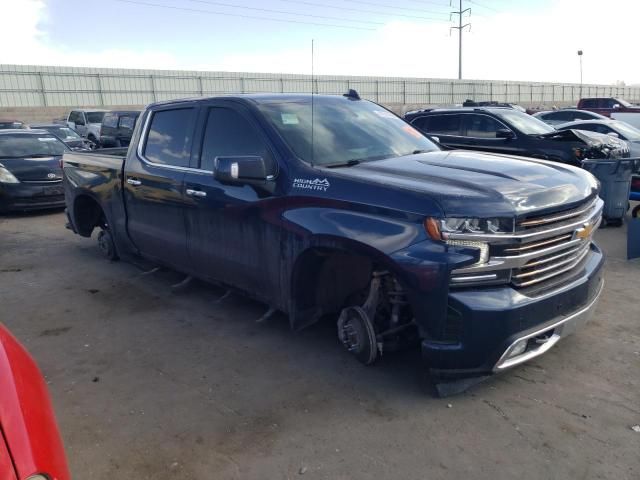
[494, 279, 604, 371]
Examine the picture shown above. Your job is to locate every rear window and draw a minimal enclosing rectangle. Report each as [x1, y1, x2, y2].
[143, 108, 196, 167]
[102, 114, 118, 128]
[580, 99, 599, 108]
[0, 134, 67, 157]
[119, 116, 136, 130]
[86, 112, 105, 124]
[414, 114, 462, 136]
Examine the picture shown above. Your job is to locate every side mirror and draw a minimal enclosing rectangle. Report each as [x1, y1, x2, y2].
[496, 128, 514, 139]
[613, 104, 621, 109]
[607, 132, 620, 138]
[430, 135, 440, 144]
[214, 156, 275, 185]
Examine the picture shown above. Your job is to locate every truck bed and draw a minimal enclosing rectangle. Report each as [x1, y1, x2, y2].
[62, 148, 127, 170]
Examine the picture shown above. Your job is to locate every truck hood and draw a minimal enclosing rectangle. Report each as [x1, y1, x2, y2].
[331, 150, 598, 217]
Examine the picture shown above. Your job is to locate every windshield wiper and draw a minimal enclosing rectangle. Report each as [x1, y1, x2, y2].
[324, 159, 361, 168]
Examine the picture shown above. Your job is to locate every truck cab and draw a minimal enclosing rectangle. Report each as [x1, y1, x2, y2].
[66, 109, 107, 145]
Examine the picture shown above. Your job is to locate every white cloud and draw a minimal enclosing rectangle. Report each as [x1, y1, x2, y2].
[0, 0, 178, 69]
[1, 0, 638, 85]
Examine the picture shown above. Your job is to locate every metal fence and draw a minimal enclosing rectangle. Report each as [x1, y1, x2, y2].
[1, 64, 639, 107]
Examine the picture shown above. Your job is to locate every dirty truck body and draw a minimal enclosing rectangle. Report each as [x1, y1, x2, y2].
[63, 94, 604, 381]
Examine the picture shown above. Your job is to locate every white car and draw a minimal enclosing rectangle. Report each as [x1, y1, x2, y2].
[65, 110, 107, 146]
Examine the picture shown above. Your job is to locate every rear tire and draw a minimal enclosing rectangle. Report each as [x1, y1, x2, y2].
[97, 228, 119, 261]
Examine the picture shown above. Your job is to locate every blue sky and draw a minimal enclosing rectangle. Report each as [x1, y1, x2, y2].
[1, 0, 638, 84]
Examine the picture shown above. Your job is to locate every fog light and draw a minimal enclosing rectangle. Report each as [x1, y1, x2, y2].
[506, 339, 528, 359]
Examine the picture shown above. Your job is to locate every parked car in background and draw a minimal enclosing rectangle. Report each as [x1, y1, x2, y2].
[577, 97, 640, 128]
[99, 110, 141, 148]
[65, 109, 107, 145]
[405, 107, 629, 166]
[555, 119, 640, 157]
[533, 109, 608, 126]
[0, 129, 68, 213]
[0, 324, 71, 480]
[0, 120, 28, 129]
[31, 123, 94, 150]
[63, 93, 605, 386]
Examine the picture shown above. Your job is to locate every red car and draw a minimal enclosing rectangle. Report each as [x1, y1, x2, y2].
[0, 324, 70, 480]
[577, 97, 640, 118]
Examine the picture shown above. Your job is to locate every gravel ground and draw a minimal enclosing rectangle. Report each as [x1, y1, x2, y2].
[1, 209, 639, 480]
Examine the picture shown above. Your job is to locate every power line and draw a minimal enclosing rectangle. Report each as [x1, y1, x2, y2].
[186, 0, 385, 25]
[340, 0, 449, 15]
[450, 0, 471, 79]
[277, 0, 450, 21]
[111, 0, 377, 30]
[468, 0, 499, 12]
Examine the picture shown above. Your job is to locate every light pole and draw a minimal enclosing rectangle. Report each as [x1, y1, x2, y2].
[577, 50, 583, 99]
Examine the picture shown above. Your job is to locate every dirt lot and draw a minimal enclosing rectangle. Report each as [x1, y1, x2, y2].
[1, 209, 639, 480]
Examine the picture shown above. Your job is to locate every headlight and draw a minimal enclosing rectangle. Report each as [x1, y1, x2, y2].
[0, 165, 19, 184]
[425, 217, 513, 268]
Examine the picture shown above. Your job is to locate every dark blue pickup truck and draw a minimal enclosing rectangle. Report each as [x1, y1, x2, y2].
[63, 93, 605, 387]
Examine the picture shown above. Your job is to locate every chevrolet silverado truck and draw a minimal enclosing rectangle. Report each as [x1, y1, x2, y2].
[62, 93, 605, 388]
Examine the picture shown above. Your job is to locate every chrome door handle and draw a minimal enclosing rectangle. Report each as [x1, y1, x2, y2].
[126, 178, 142, 186]
[186, 188, 207, 198]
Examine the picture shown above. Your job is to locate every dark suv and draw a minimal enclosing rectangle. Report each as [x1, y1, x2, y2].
[99, 110, 141, 148]
[405, 107, 629, 165]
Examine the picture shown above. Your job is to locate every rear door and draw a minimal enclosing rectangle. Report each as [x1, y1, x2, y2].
[124, 105, 197, 268]
[410, 114, 467, 149]
[182, 101, 281, 296]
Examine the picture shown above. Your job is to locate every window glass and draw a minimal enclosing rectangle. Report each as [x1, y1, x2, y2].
[573, 111, 597, 120]
[86, 112, 105, 123]
[423, 114, 462, 136]
[48, 127, 82, 140]
[410, 116, 429, 131]
[494, 110, 555, 135]
[102, 114, 118, 128]
[70, 111, 84, 125]
[541, 112, 564, 121]
[611, 121, 640, 141]
[464, 114, 508, 138]
[143, 108, 195, 167]
[0, 134, 67, 156]
[201, 108, 272, 171]
[581, 99, 598, 108]
[257, 97, 437, 166]
[119, 116, 135, 130]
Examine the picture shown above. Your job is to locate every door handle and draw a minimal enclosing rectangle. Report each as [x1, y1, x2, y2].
[126, 178, 142, 186]
[186, 188, 207, 198]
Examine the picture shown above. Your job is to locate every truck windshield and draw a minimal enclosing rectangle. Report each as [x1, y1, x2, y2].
[0, 134, 67, 157]
[494, 109, 556, 135]
[257, 97, 438, 166]
[86, 112, 105, 123]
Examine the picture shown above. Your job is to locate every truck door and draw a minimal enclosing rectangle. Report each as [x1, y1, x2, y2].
[124, 106, 197, 268]
[69, 111, 87, 137]
[183, 103, 281, 298]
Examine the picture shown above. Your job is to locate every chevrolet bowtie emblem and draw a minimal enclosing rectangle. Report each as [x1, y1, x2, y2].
[575, 223, 593, 240]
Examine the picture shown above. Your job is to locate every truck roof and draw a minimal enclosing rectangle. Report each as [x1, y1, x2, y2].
[146, 93, 365, 109]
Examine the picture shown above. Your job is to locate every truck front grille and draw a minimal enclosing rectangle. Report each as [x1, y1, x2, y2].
[449, 196, 602, 292]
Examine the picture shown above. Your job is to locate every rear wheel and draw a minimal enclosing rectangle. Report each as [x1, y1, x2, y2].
[97, 228, 118, 261]
[633, 205, 640, 218]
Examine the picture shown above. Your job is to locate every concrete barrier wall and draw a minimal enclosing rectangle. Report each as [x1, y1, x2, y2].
[2, 64, 638, 109]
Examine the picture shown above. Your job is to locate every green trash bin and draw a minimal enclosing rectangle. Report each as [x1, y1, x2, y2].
[582, 158, 636, 227]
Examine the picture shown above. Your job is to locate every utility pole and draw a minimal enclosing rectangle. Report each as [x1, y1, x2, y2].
[577, 50, 583, 99]
[451, 0, 471, 80]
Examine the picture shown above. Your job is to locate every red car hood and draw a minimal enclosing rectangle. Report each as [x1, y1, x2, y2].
[0, 324, 70, 480]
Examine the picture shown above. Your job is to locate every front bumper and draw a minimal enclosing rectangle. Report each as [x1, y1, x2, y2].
[421, 243, 605, 378]
[0, 182, 65, 212]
